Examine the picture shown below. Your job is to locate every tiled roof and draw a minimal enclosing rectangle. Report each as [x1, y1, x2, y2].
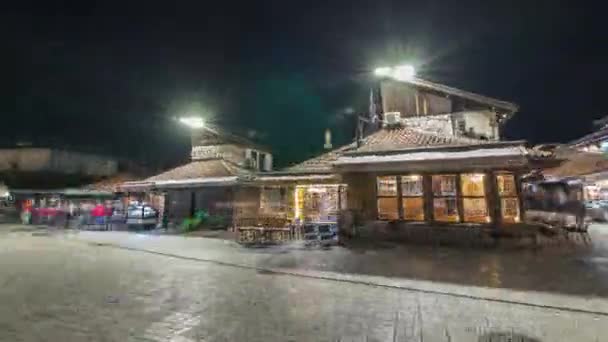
[349, 126, 485, 154]
[283, 143, 356, 174]
[146, 159, 251, 182]
[570, 127, 608, 147]
[83, 174, 138, 192]
[544, 152, 608, 178]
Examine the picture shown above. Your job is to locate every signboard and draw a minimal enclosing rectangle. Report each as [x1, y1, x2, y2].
[191, 146, 223, 160]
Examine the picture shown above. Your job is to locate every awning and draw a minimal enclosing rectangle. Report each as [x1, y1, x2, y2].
[255, 174, 340, 183]
[335, 146, 528, 172]
[153, 176, 238, 188]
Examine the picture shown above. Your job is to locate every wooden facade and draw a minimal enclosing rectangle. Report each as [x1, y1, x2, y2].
[342, 169, 524, 228]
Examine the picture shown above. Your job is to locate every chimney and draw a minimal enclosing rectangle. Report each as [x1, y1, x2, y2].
[324, 128, 332, 150]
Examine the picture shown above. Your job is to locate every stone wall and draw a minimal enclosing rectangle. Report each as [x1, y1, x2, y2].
[402, 114, 454, 136]
[452, 110, 498, 140]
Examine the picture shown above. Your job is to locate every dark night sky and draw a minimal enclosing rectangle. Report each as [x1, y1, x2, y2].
[1, 1, 607, 169]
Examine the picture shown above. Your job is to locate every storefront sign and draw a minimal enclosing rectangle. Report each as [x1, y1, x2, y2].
[191, 146, 223, 160]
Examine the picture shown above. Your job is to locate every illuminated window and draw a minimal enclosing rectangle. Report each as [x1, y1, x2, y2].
[432, 175, 459, 222]
[401, 175, 424, 220]
[260, 187, 285, 214]
[461, 173, 489, 223]
[377, 176, 398, 220]
[497, 173, 520, 223]
[377, 175, 425, 221]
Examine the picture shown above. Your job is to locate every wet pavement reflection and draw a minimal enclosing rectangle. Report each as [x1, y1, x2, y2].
[256, 224, 608, 298]
[0, 224, 607, 341]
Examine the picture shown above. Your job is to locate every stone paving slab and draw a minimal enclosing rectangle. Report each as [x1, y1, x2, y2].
[68, 230, 608, 316]
[0, 231, 606, 341]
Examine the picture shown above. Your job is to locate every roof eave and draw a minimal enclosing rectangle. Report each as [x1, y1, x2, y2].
[392, 77, 519, 113]
[344, 140, 528, 157]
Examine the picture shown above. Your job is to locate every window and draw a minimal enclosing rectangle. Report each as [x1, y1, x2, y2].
[415, 93, 429, 115]
[401, 175, 424, 220]
[461, 173, 490, 223]
[259, 152, 267, 171]
[457, 119, 466, 135]
[260, 187, 286, 214]
[377, 176, 398, 220]
[497, 173, 520, 223]
[432, 175, 459, 222]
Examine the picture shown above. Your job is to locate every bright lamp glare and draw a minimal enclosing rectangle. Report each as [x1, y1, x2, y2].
[179, 117, 205, 129]
[393, 64, 415, 81]
[374, 67, 392, 77]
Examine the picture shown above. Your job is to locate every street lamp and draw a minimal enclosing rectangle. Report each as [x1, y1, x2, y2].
[179, 116, 205, 129]
[374, 64, 416, 81]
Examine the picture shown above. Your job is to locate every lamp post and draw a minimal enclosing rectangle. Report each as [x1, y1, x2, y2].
[178, 116, 205, 129]
[373, 64, 416, 81]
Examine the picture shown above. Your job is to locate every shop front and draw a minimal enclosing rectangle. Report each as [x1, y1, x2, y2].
[371, 172, 521, 225]
[257, 183, 346, 224]
[237, 174, 347, 244]
[334, 138, 529, 231]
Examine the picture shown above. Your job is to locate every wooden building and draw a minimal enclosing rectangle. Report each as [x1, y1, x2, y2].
[121, 76, 530, 234]
[256, 76, 528, 231]
[335, 127, 527, 227]
[121, 127, 271, 228]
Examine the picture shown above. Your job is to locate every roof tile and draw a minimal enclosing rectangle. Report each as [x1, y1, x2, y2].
[351, 126, 484, 154]
[145, 159, 251, 182]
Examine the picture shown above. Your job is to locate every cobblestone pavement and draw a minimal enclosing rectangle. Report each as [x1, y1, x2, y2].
[0, 226, 607, 341]
[69, 224, 608, 298]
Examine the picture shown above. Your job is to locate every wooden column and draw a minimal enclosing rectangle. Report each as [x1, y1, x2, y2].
[515, 171, 525, 223]
[455, 173, 465, 223]
[423, 174, 434, 222]
[396, 176, 404, 220]
[486, 171, 500, 230]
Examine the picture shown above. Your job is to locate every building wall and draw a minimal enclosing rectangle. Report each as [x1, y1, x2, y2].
[381, 81, 417, 116]
[191, 144, 247, 164]
[452, 110, 498, 140]
[342, 172, 378, 221]
[0, 148, 52, 171]
[191, 143, 273, 171]
[380, 81, 452, 117]
[402, 114, 454, 136]
[0, 148, 116, 176]
[165, 187, 235, 227]
[342, 169, 524, 227]
[233, 186, 261, 224]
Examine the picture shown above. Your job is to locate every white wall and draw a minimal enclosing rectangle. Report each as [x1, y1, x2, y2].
[452, 110, 498, 140]
[402, 114, 454, 136]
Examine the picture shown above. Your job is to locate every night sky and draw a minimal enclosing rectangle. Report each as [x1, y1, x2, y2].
[2, 1, 607, 170]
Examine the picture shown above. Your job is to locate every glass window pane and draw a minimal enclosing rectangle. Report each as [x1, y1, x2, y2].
[403, 197, 424, 221]
[378, 197, 399, 220]
[461, 173, 486, 197]
[260, 188, 283, 213]
[497, 174, 517, 196]
[377, 176, 397, 196]
[463, 198, 490, 223]
[433, 198, 459, 222]
[501, 197, 520, 223]
[432, 175, 457, 196]
[401, 175, 423, 196]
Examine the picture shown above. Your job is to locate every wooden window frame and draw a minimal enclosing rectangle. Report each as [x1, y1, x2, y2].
[431, 174, 460, 223]
[400, 175, 425, 221]
[376, 175, 425, 221]
[460, 173, 491, 224]
[376, 176, 399, 220]
[496, 172, 521, 224]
